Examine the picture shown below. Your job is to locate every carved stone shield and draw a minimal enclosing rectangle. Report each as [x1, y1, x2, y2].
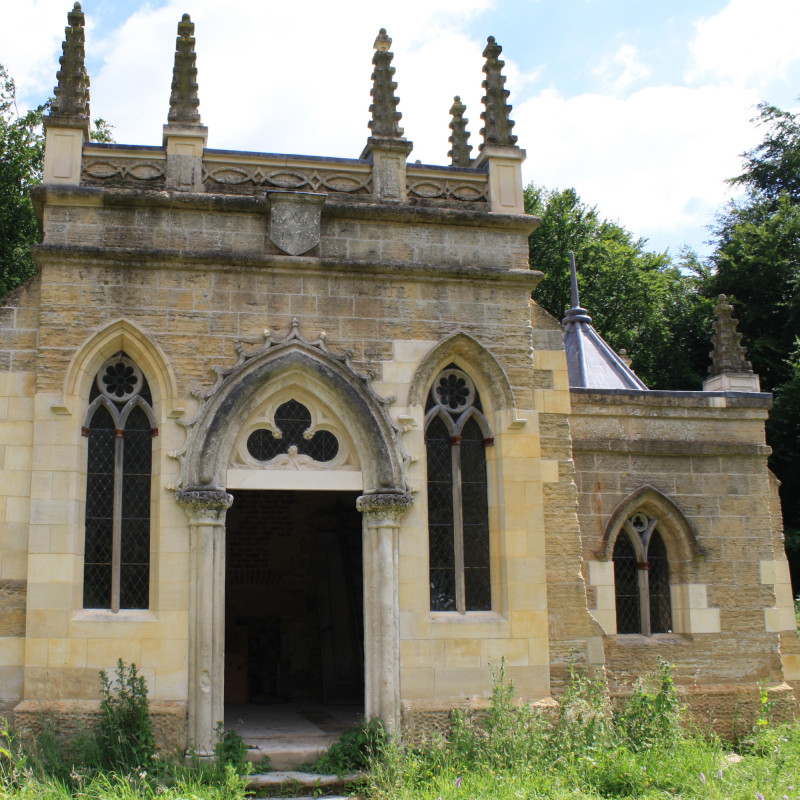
[268, 191, 326, 256]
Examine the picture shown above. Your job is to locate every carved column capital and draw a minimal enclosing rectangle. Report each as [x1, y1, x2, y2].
[357, 492, 413, 526]
[175, 489, 233, 525]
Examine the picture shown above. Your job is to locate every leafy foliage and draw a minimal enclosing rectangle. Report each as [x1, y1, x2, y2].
[95, 660, 155, 772]
[306, 717, 386, 774]
[525, 185, 712, 389]
[367, 662, 800, 800]
[0, 65, 46, 296]
[705, 102, 800, 588]
[0, 65, 114, 299]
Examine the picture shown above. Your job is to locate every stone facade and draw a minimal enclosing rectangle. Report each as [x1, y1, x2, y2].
[0, 6, 797, 750]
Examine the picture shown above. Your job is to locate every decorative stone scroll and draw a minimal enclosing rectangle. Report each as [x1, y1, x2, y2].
[82, 155, 166, 185]
[406, 175, 489, 205]
[203, 162, 372, 195]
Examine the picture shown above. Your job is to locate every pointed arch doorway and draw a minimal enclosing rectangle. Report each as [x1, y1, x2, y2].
[223, 487, 365, 749]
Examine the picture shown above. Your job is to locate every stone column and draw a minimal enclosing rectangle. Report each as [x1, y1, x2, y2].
[176, 489, 233, 753]
[356, 492, 412, 731]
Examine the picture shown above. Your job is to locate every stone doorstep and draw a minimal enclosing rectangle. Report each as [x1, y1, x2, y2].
[246, 770, 366, 793]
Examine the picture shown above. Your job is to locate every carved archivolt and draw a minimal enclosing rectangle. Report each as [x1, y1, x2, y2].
[174, 318, 409, 495]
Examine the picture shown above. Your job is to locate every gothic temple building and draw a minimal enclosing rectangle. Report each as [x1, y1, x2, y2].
[0, 4, 797, 751]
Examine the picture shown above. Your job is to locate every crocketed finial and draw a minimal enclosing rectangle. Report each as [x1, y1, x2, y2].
[168, 13, 201, 124]
[49, 2, 90, 124]
[448, 96, 472, 167]
[479, 36, 517, 151]
[708, 295, 754, 376]
[368, 28, 404, 139]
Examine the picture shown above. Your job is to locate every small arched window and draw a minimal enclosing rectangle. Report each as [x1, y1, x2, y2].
[613, 512, 672, 635]
[82, 353, 156, 611]
[425, 366, 492, 613]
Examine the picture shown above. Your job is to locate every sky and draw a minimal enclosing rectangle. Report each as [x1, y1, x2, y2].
[3, 0, 800, 258]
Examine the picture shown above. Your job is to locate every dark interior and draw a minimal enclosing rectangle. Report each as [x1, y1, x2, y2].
[224, 490, 363, 706]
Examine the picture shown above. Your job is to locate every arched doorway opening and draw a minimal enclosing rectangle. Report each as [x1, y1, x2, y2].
[223, 489, 363, 757]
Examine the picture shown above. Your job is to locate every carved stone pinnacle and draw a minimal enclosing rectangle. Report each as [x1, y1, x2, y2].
[448, 96, 473, 167]
[367, 28, 404, 139]
[168, 13, 202, 124]
[708, 294, 754, 376]
[479, 36, 517, 150]
[48, 1, 90, 129]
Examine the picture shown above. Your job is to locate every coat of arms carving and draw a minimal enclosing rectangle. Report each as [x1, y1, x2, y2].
[268, 191, 326, 255]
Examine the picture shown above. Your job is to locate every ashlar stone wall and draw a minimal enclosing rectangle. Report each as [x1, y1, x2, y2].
[570, 388, 799, 732]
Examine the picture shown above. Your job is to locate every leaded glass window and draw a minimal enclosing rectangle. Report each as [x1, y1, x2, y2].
[83, 353, 156, 611]
[612, 511, 672, 635]
[425, 367, 492, 613]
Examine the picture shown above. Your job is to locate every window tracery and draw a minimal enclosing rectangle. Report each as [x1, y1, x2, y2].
[425, 366, 492, 613]
[613, 511, 672, 635]
[83, 353, 156, 611]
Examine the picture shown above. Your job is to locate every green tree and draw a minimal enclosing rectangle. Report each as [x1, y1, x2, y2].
[0, 65, 46, 296]
[0, 65, 114, 297]
[525, 185, 711, 389]
[705, 101, 800, 590]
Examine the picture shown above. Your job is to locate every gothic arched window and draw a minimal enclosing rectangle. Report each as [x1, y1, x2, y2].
[425, 366, 492, 613]
[82, 353, 156, 611]
[613, 512, 672, 635]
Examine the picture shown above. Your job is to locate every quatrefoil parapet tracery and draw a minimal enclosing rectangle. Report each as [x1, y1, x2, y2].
[246, 399, 339, 463]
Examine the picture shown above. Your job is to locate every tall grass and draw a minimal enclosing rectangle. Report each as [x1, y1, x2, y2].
[367, 659, 800, 800]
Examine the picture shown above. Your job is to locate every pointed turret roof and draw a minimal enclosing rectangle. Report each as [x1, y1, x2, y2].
[448, 96, 472, 167]
[479, 36, 517, 151]
[168, 14, 201, 124]
[367, 28, 404, 140]
[562, 253, 647, 390]
[48, 2, 90, 131]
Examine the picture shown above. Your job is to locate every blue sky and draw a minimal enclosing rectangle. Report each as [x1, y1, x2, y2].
[4, 0, 800, 258]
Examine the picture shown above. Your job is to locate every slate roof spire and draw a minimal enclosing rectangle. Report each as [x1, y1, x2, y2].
[368, 28, 404, 139]
[479, 36, 517, 151]
[168, 13, 201, 124]
[448, 96, 473, 167]
[48, 2, 90, 130]
[562, 252, 647, 390]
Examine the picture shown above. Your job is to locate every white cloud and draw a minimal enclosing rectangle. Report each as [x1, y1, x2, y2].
[515, 82, 762, 252]
[687, 0, 800, 88]
[593, 43, 652, 93]
[87, 0, 496, 163]
[1, 0, 74, 99]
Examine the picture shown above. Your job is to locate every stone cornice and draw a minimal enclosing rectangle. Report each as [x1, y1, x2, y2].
[30, 184, 540, 234]
[32, 244, 543, 289]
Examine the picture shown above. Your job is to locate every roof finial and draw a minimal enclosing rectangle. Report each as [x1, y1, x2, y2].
[368, 28, 404, 139]
[448, 96, 472, 167]
[49, 2, 90, 128]
[168, 13, 201, 124]
[569, 250, 581, 310]
[707, 295, 754, 377]
[479, 36, 517, 151]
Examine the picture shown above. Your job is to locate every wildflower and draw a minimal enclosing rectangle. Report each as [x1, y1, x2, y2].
[455, 776, 462, 788]
[700, 773, 706, 785]
[140, 771, 147, 780]
[757, 793, 765, 800]
[718, 770, 724, 779]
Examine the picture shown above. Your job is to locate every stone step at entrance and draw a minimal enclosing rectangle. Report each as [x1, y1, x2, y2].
[246, 770, 365, 797]
[227, 702, 362, 770]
